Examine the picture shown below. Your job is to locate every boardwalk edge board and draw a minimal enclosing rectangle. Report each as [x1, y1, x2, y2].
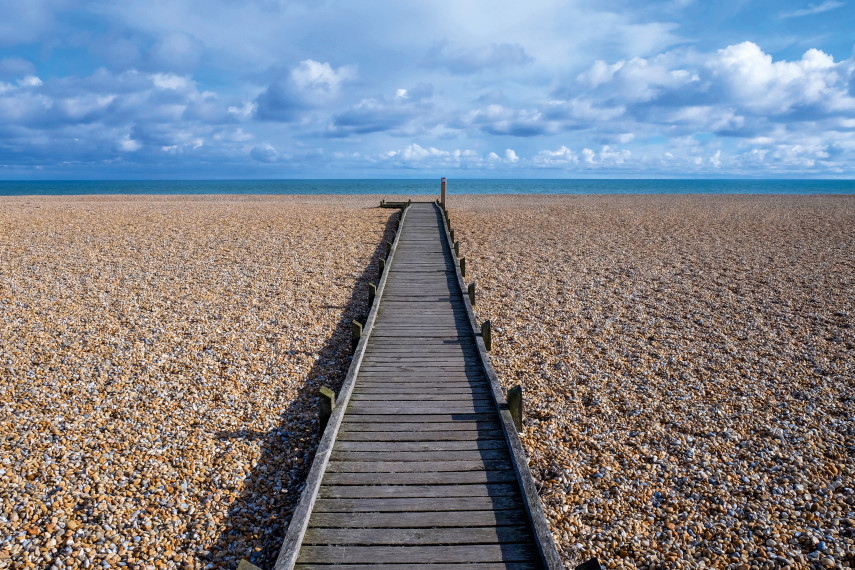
[273, 204, 410, 570]
[438, 202, 564, 569]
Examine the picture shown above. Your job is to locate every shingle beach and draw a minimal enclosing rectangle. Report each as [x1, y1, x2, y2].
[1, 193, 853, 570]
[451, 194, 854, 569]
[0, 195, 395, 569]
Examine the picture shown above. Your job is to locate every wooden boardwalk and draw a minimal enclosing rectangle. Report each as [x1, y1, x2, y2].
[275, 202, 561, 569]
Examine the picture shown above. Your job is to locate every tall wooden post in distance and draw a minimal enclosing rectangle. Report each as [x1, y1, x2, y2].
[440, 177, 447, 209]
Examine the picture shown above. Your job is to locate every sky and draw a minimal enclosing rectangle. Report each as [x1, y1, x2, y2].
[1, 0, 854, 179]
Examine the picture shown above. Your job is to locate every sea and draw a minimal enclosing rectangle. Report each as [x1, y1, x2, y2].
[1, 179, 854, 196]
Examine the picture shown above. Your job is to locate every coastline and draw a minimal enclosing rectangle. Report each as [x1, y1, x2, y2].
[3, 178, 855, 198]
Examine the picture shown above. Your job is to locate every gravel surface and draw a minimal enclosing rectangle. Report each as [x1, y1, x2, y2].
[0, 195, 396, 569]
[3, 193, 853, 570]
[450, 194, 855, 569]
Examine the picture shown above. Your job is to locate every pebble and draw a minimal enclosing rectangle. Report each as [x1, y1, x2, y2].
[452, 194, 855, 569]
[0, 195, 396, 569]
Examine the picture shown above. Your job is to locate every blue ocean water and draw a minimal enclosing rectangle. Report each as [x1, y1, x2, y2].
[1, 179, 854, 196]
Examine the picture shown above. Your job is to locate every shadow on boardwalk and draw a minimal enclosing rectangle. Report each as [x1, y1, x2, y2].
[209, 207, 401, 569]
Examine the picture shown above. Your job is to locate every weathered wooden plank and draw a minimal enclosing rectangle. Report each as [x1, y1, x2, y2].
[313, 495, 523, 512]
[371, 317, 465, 322]
[361, 353, 479, 360]
[354, 375, 485, 383]
[352, 382, 483, 389]
[370, 328, 470, 333]
[379, 294, 460, 299]
[339, 421, 499, 432]
[360, 357, 478, 363]
[358, 363, 482, 370]
[352, 389, 491, 397]
[347, 396, 493, 406]
[294, 562, 543, 570]
[351, 386, 492, 395]
[296, 543, 538, 564]
[366, 336, 472, 341]
[375, 308, 466, 313]
[365, 339, 471, 345]
[304, 508, 526, 528]
[373, 323, 468, 328]
[356, 372, 484, 379]
[322, 470, 518, 486]
[318, 483, 519, 499]
[360, 360, 480, 367]
[375, 328, 469, 332]
[357, 371, 483, 378]
[326, 459, 512, 473]
[348, 392, 496, 402]
[365, 344, 472, 350]
[356, 382, 489, 391]
[359, 364, 478, 369]
[353, 376, 480, 383]
[330, 449, 508, 462]
[343, 407, 498, 418]
[333, 439, 509, 452]
[353, 386, 486, 393]
[348, 393, 494, 402]
[336, 427, 505, 440]
[366, 332, 473, 338]
[341, 413, 496, 423]
[360, 368, 478, 372]
[364, 345, 473, 351]
[353, 382, 481, 388]
[302, 525, 532, 546]
[360, 359, 477, 364]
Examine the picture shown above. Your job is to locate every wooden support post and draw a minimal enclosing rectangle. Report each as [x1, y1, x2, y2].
[468, 282, 475, 305]
[237, 560, 263, 570]
[460, 257, 466, 277]
[481, 320, 491, 351]
[508, 385, 523, 432]
[318, 386, 336, 434]
[454, 241, 460, 258]
[385, 240, 392, 258]
[450, 228, 455, 243]
[379, 258, 385, 274]
[380, 199, 385, 207]
[351, 320, 362, 354]
[368, 283, 376, 307]
[441, 177, 447, 209]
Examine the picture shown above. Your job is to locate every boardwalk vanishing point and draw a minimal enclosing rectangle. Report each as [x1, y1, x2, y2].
[270, 201, 591, 569]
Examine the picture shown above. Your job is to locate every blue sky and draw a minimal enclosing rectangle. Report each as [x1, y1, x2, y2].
[1, 0, 854, 179]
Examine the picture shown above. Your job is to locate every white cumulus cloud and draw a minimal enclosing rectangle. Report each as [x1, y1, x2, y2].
[534, 145, 579, 167]
[119, 135, 141, 152]
[291, 59, 356, 96]
[709, 150, 722, 167]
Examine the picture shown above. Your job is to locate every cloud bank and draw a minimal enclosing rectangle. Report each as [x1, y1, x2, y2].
[0, 1, 853, 177]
